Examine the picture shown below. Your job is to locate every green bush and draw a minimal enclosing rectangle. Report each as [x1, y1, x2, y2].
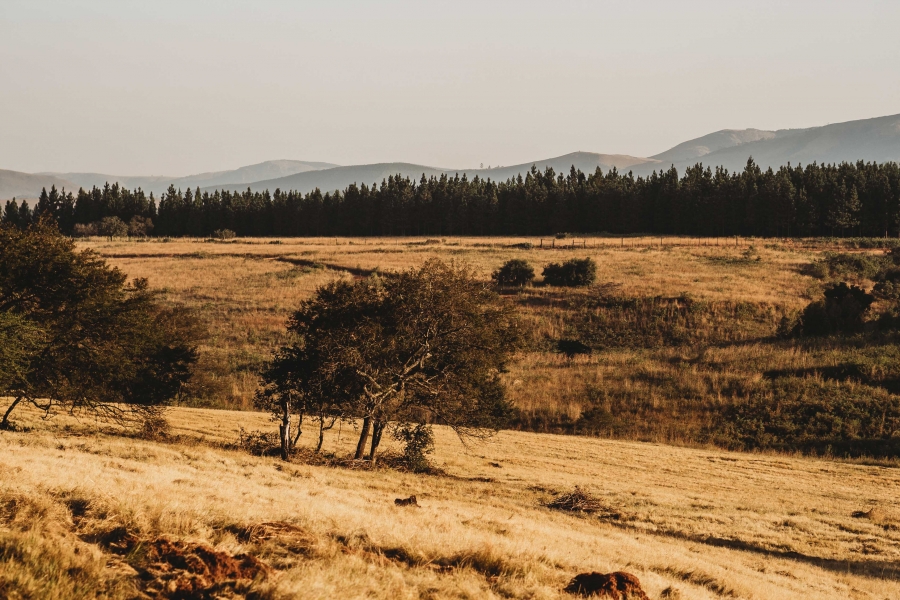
[492, 259, 535, 287]
[542, 257, 596, 287]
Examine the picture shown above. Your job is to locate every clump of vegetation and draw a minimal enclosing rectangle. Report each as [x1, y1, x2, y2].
[721, 378, 900, 457]
[572, 294, 780, 349]
[391, 422, 435, 473]
[546, 486, 604, 513]
[492, 259, 535, 287]
[807, 251, 893, 281]
[0, 222, 201, 431]
[212, 228, 237, 240]
[542, 257, 597, 287]
[795, 282, 875, 336]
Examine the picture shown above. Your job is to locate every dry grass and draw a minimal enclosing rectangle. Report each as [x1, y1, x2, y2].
[74, 236, 818, 412]
[1, 404, 898, 598]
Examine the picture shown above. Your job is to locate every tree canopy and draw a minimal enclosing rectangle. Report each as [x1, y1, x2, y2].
[0, 222, 201, 429]
[6, 159, 900, 239]
[258, 259, 524, 462]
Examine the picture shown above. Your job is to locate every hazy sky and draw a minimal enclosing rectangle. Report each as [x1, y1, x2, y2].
[2, 0, 899, 176]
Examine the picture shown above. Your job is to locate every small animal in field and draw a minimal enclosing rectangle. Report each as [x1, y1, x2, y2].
[394, 495, 418, 507]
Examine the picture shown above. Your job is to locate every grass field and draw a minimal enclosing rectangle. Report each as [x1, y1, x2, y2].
[1, 404, 898, 599]
[75, 236, 811, 402]
[71, 235, 892, 449]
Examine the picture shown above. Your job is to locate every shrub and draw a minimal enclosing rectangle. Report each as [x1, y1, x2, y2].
[808, 252, 892, 281]
[391, 422, 435, 472]
[212, 229, 236, 240]
[542, 257, 597, 287]
[797, 282, 874, 336]
[492, 259, 535, 287]
[72, 222, 98, 237]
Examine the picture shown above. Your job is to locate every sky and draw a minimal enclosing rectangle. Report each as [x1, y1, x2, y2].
[2, 0, 899, 176]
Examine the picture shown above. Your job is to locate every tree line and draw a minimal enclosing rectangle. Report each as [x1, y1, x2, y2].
[5, 159, 900, 237]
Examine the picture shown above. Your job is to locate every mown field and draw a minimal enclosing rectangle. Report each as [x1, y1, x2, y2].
[74, 235, 900, 453]
[2, 404, 898, 599]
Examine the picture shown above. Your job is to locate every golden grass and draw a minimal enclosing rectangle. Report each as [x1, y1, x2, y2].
[73, 236, 821, 413]
[1, 404, 898, 598]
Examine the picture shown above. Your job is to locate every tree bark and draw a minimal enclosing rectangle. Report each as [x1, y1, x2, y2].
[316, 415, 326, 453]
[279, 400, 291, 461]
[369, 420, 385, 464]
[354, 416, 371, 460]
[0, 397, 22, 430]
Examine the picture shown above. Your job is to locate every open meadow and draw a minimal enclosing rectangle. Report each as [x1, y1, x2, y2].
[1, 404, 899, 599]
[73, 235, 896, 448]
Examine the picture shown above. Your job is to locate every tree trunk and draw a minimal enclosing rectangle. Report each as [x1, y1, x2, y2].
[316, 415, 326, 453]
[292, 413, 303, 448]
[369, 420, 385, 464]
[0, 397, 22, 430]
[354, 416, 371, 460]
[279, 400, 291, 461]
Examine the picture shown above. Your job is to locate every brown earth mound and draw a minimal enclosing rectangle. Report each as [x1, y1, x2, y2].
[88, 529, 273, 600]
[137, 537, 272, 599]
[564, 571, 650, 599]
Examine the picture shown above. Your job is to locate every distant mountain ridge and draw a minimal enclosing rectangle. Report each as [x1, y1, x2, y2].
[203, 152, 659, 195]
[3, 113, 900, 200]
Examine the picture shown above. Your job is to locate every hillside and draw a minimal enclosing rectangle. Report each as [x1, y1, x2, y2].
[1, 404, 897, 599]
[0, 169, 77, 201]
[202, 152, 658, 195]
[636, 113, 900, 175]
[0, 160, 340, 200]
[45, 159, 340, 196]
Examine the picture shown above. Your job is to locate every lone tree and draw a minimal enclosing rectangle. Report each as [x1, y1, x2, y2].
[492, 259, 535, 287]
[0, 222, 201, 430]
[258, 259, 523, 463]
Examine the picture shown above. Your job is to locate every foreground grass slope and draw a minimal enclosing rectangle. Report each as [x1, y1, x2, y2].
[1, 406, 898, 599]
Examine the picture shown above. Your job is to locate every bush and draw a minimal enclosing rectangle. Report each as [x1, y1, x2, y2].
[212, 229, 236, 240]
[492, 259, 535, 287]
[808, 252, 892, 281]
[391, 423, 435, 472]
[542, 257, 597, 287]
[797, 282, 874, 336]
[72, 222, 98, 237]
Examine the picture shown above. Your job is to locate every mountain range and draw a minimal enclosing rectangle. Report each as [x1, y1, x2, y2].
[3, 113, 900, 200]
